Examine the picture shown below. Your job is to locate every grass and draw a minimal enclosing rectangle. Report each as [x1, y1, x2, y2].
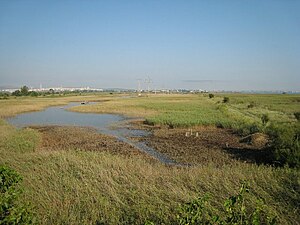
[71, 94, 232, 127]
[0, 93, 115, 118]
[1, 94, 300, 224]
[0, 121, 299, 224]
[71, 93, 299, 134]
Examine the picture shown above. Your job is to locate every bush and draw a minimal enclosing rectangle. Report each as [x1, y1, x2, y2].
[177, 194, 212, 224]
[20, 86, 29, 96]
[248, 102, 256, 108]
[294, 112, 300, 121]
[208, 93, 214, 99]
[0, 166, 22, 193]
[223, 97, 229, 103]
[11, 86, 34, 97]
[261, 114, 270, 126]
[11, 90, 22, 97]
[267, 124, 300, 168]
[177, 182, 276, 225]
[29, 91, 39, 97]
[0, 93, 9, 100]
[234, 123, 261, 136]
[0, 165, 36, 224]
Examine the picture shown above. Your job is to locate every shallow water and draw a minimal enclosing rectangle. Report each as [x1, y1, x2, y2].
[7, 102, 179, 165]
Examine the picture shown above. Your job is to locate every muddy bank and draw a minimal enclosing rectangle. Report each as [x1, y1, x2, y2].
[7, 101, 178, 165]
[30, 123, 272, 167]
[31, 125, 153, 160]
[135, 124, 272, 166]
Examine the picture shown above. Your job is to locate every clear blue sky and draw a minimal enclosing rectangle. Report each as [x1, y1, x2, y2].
[0, 0, 299, 91]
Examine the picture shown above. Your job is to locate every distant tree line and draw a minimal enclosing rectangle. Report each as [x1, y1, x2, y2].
[11, 86, 39, 97]
[9, 86, 70, 97]
[0, 85, 106, 99]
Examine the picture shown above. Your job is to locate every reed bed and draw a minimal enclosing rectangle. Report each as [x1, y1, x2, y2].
[1, 94, 299, 224]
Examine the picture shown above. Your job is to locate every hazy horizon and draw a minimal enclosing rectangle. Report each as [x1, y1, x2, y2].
[1, 1, 299, 91]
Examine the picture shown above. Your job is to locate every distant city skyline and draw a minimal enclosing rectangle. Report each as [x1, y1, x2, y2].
[0, 1, 299, 91]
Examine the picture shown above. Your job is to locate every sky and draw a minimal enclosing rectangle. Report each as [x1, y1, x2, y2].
[0, 0, 299, 91]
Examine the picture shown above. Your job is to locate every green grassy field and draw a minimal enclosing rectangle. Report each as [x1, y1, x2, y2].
[71, 93, 299, 133]
[1, 94, 299, 224]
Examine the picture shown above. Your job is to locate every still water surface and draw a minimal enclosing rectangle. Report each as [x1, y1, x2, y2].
[7, 102, 179, 165]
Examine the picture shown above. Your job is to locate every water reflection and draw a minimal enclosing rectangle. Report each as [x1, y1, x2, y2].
[7, 102, 180, 165]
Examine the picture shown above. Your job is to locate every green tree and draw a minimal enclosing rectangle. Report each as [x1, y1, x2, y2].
[20, 86, 29, 96]
[29, 91, 39, 97]
[0, 93, 9, 99]
[11, 90, 21, 96]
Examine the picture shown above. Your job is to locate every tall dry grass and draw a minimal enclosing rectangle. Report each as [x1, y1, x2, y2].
[0, 120, 299, 224]
[1, 94, 299, 224]
[0, 94, 112, 118]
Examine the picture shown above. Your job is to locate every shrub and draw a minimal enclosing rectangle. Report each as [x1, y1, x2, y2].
[248, 102, 256, 108]
[234, 123, 261, 136]
[294, 112, 300, 121]
[177, 182, 276, 225]
[0, 166, 22, 193]
[29, 91, 39, 97]
[0, 93, 9, 100]
[11, 90, 22, 96]
[177, 194, 212, 225]
[223, 97, 229, 103]
[20, 86, 29, 96]
[267, 124, 300, 168]
[0, 165, 36, 224]
[261, 114, 270, 126]
[208, 93, 214, 99]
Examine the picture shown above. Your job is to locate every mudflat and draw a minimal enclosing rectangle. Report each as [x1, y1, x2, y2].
[136, 124, 271, 166]
[30, 125, 144, 157]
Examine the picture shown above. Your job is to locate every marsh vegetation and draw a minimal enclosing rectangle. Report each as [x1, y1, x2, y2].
[0, 93, 299, 224]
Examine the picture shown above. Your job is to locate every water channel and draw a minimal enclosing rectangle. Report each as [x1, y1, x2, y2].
[7, 102, 179, 165]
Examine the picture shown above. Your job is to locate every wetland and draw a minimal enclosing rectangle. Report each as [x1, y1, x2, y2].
[0, 93, 299, 224]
